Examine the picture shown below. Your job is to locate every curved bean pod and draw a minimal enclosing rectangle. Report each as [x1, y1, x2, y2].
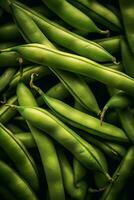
[16, 105, 111, 180]
[0, 68, 16, 93]
[58, 149, 87, 200]
[0, 160, 38, 200]
[41, 0, 107, 34]
[17, 81, 65, 200]
[30, 87, 128, 142]
[0, 96, 17, 124]
[2, 44, 134, 95]
[51, 68, 100, 114]
[10, 4, 55, 48]
[0, 123, 39, 191]
[101, 146, 134, 200]
[94, 36, 121, 55]
[11, 4, 100, 116]
[78, 131, 126, 160]
[71, 0, 122, 32]
[12, 1, 115, 62]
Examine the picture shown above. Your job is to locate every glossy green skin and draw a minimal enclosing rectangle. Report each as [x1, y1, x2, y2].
[121, 39, 134, 78]
[11, 4, 55, 48]
[0, 186, 16, 200]
[0, 160, 38, 200]
[41, 0, 106, 33]
[12, 1, 115, 62]
[101, 146, 134, 200]
[17, 82, 65, 200]
[11, 4, 100, 116]
[0, 68, 16, 93]
[0, 123, 39, 191]
[0, 23, 21, 41]
[0, 96, 17, 124]
[51, 69, 100, 114]
[58, 149, 87, 200]
[38, 93, 128, 142]
[72, 0, 122, 32]
[95, 36, 121, 55]
[119, 109, 134, 144]
[3, 44, 134, 95]
[119, 0, 134, 54]
[78, 131, 126, 160]
[17, 105, 110, 177]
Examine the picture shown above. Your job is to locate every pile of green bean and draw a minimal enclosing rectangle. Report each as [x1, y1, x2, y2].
[0, 0, 134, 199]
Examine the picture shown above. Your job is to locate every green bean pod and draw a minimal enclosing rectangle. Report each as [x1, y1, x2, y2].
[101, 146, 134, 200]
[0, 160, 38, 200]
[16, 105, 111, 180]
[2, 43, 134, 95]
[119, 0, 134, 54]
[71, 0, 122, 32]
[10, 4, 55, 48]
[31, 88, 128, 142]
[0, 123, 39, 191]
[0, 68, 16, 93]
[118, 109, 134, 144]
[10, 3, 100, 116]
[0, 96, 17, 124]
[0, 186, 16, 200]
[58, 148, 88, 200]
[12, 1, 115, 62]
[121, 38, 134, 78]
[51, 69, 100, 114]
[94, 36, 121, 55]
[100, 91, 132, 123]
[0, 23, 21, 41]
[11, 0, 97, 114]
[1, 44, 134, 95]
[78, 131, 126, 160]
[41, 0, 107, 34]
[17, 81, 65, 200]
